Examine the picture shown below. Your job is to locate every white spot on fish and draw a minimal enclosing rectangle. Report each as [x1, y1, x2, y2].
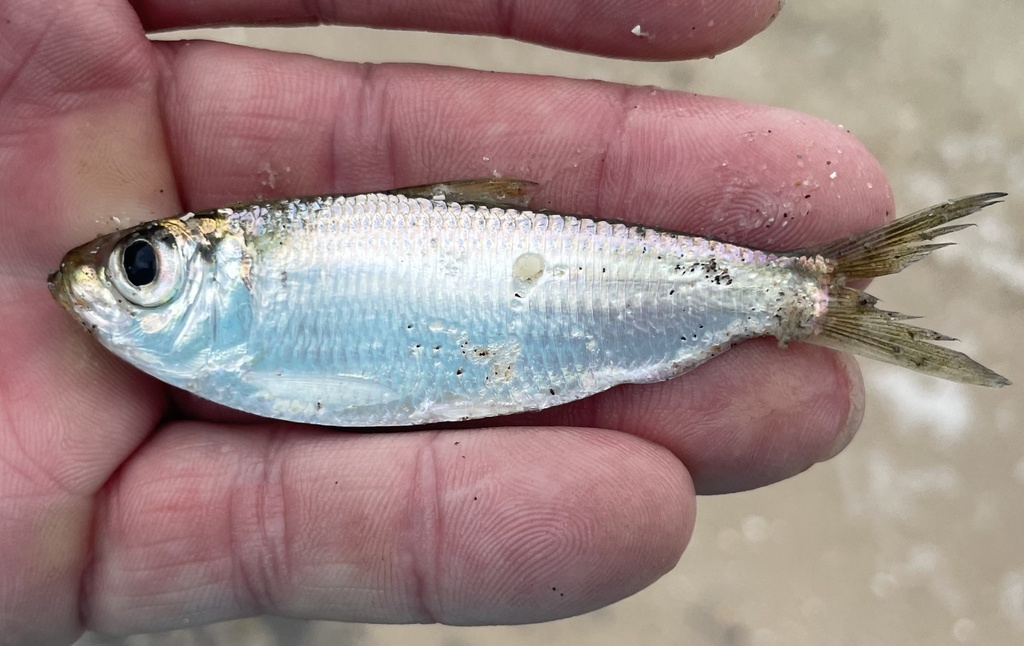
[512, 252, 545, 282]
[631, 24, 649, 37]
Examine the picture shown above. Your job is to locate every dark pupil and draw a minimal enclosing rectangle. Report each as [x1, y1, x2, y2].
[122, 240, 158, 287]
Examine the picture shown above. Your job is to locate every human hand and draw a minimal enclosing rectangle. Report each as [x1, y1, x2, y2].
[0, 0, 894, 642]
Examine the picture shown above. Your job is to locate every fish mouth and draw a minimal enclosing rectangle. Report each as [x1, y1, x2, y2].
[47, 266, 78, 316]
[49, 233, 119, 315]
[48, 254, 109, 320]
[47, 269, 60, 297]
[49, 244, 139, 337]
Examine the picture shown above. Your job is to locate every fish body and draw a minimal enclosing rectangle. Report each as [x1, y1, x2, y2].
[48, 180, 1009, 427]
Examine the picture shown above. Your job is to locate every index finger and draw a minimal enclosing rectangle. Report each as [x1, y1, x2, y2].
[130, 0, 784, 60]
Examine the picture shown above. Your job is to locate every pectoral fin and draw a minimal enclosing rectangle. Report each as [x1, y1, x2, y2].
[243, 371, 402, 411]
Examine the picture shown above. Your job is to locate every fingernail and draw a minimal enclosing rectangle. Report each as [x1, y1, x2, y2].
[822, 351, 865, 461]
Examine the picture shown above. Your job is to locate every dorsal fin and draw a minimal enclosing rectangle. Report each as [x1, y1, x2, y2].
[385, 178, 538, 209]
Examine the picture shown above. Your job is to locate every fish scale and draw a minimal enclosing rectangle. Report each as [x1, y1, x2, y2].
[48, 181, 1009, 428]
[200, 192, 818, 425]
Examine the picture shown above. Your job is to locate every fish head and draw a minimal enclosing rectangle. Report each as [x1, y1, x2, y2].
[48, 216, 223, 380]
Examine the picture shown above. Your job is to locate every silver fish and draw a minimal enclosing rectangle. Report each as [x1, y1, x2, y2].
[48, 179, 1009, 427]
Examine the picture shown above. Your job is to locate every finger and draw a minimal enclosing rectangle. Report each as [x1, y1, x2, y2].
[153, 42, 891, 492]
[82, 423, 692, 633]
[131, 0, 784, 61]
[1, 2, 175, 643]
[155, 42, 893, 250]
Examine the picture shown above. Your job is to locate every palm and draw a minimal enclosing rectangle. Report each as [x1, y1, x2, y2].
[0, 0, 893, 642]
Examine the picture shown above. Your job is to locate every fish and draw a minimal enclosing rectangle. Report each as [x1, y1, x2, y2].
[48, 179, 1010, 427]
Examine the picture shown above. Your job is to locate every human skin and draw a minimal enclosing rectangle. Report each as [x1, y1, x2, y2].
[0, 0, 893, 643]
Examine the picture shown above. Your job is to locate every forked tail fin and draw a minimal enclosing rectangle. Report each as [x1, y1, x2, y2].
[797, 193, 1011, 387]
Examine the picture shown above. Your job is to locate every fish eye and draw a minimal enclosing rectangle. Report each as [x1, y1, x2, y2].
[123, 240, 157, 286]
[109, 228, 184, 307]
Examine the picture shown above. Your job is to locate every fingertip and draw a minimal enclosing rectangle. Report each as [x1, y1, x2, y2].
[574, 97, 894, 249]
[133, 0, 786, 61]
[821, 351, 865, 462]
[540, 0, 788, 61]
[577, 339, 862, 495]
[666, 0, 786, 59]
[431, 428, 694, 624]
